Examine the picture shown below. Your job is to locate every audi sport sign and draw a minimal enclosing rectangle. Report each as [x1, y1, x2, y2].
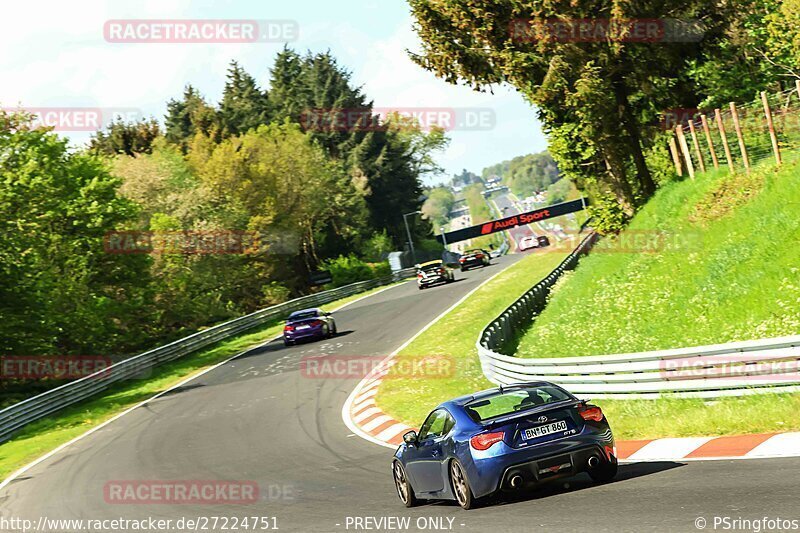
[436, 198, 586, 244]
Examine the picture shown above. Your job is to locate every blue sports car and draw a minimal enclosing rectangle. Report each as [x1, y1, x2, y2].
[391, 381, 617, 509]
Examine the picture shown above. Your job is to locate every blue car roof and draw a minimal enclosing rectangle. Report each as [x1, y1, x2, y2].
[288, 308, 321, 318]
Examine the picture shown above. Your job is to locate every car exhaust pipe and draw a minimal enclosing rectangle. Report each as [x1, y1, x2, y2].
[587, 456, 600, 469]
[509, 475, 523, 489]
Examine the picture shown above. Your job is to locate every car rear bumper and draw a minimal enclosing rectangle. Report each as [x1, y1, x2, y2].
[418, 276, 446, 286]
[460, 259, 483, 268]
[465, 429, 615, 498]
[284, 326, 326, 341]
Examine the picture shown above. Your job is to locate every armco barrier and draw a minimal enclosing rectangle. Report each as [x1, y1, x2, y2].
[476, 235, 800, 398]
[0, 269, 416, 443]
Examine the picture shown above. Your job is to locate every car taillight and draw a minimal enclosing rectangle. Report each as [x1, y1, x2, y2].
[579, 405, 604, 422]
[309, 319, 323, 327]
[459, 258, 466, 263]
[439, 268, 446, 275]
[417, 272, 423, 278]
[470, 431, 504, 451]
[475, 253, 483, 258]
[284, 325, 294, 332]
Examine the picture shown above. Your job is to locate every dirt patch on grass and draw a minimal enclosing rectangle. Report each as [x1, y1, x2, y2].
[689, 170, 765, 224]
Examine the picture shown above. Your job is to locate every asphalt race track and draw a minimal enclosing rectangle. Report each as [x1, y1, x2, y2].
[492, 193, 536, 249]
[2, 254, 799, 533]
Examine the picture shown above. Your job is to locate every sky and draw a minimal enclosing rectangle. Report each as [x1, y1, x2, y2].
[0, 0, 548, 185]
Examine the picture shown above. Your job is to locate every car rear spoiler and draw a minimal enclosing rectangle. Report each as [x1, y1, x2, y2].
[479, 399, 584, 429]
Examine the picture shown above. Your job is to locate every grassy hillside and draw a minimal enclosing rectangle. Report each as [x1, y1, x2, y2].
[517, 158, 800, 358]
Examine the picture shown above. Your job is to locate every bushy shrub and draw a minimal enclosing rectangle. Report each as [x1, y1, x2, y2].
[321, 255, 391, 288]
[586, 193, 630, 235]
[361, 230, 394, 262]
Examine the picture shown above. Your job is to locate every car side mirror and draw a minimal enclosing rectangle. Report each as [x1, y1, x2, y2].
[403, 430, 418, 445]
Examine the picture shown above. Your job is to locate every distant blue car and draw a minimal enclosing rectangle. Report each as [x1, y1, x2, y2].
[283, 308, 336, 346]
[391, 382, 617, 509]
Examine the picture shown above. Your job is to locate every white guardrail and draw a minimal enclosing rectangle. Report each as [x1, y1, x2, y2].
[0, 268, 416, 443]
[477, 233, 800, 399]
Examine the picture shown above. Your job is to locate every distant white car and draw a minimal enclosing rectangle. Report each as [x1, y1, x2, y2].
[518, 235, 551, 251]
[518, 236, 538, 251]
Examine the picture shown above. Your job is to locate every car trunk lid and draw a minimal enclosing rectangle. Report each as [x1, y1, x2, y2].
[482, 399, 584, 449]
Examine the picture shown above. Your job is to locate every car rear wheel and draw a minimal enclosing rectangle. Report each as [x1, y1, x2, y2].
[283, 339, 293, 347]
[449, 459, 475, 510]
[392, 461, 417, 507]
[588, 457, 618, 483]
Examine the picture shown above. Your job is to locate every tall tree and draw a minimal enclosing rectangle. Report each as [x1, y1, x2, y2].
[164, 85, 219, 151]
[407, 0, 730, 212]
[90, 117, 161, 156]
[218, 61, 271, 137]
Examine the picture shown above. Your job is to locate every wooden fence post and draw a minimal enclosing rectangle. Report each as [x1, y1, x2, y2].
[729, 102, 750, 174]
[700, 114, 719, 169]
[688, 120, 706, 173]
[668, 136, 683, 176]
[796, 79, 800, 100]
[715, 108, 735, 174]
[675, 125, 695, 179]
[761, 91, 782, 167]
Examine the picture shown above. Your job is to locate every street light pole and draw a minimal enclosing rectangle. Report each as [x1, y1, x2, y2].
[440, 227, 448, 251]
[403, 210, 421, 265]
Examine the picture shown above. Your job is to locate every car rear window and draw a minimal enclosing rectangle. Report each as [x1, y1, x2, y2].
[419, 263, 442, 272]
[289, 310, 318, 320]
[465, 386, 573, 422]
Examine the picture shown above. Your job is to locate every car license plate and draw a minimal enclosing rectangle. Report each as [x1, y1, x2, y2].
[296, 325, 310, 330]
[522, 420, 568, 440]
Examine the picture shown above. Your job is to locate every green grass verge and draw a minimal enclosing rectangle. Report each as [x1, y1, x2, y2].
[505, 157, 800, 439]
[599, 394, 800, 440]
[375, 252, 568, 427]
[0, 281, 407, 481]
[518, 159, 800, 358]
